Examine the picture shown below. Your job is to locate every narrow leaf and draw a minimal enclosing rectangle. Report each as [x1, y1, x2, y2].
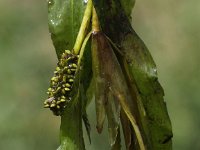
[106, 93, 121, 148]
[91, 32, 145, 150]
[79, 40, 93, 143]
[111, 128, 121, 150]
[82, 107, 91, 143]
[120, 109, 132, 150]
[91, 32, 107, 133]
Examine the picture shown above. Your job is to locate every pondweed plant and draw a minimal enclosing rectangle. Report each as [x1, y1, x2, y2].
[45, 0, 173, 149]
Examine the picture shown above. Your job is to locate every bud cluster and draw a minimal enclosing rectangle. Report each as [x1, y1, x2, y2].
[44, 50, 79, 116]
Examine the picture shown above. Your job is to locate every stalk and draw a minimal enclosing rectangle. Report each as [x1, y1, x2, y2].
[73, 0, 92, 55]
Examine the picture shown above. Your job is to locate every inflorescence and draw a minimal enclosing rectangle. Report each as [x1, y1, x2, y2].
[44, 50, 79, 116]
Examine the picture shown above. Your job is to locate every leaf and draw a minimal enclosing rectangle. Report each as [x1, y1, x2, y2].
[48, 0, 86, 57]
[82, 106, 91, 143]
[106, 93, 121, 149]
[111, 128, 121, 150]
[91, 32, 107, 133]
[91, 31, 121, 146]
[91, 32, 145, 150]
[93, 0, 173, 149]
[121, 35, 173, 149]
[79, 38, 93, 143]
[120, 109, 132, 149]
[110, 88, 146, 150]
[120, 0, 136, 19]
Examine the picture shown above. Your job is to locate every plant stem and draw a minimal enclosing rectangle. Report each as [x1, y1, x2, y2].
[59, 101, 85, 150]
[73, 0, 92, 55]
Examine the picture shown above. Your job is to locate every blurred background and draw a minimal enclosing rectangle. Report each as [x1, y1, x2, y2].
[0, 0, 199, 150]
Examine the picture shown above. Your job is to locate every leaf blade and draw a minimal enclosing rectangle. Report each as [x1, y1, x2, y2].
[48, 0, 86, 57]
[91, 32, 145, 150]
[120, 0, 135, 19]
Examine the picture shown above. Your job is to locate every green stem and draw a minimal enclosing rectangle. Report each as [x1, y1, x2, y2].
[59, 100, 85, 150]
[73, 0, 92, 55]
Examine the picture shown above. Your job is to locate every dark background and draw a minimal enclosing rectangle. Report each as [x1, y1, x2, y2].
[0, 0, 199, 149]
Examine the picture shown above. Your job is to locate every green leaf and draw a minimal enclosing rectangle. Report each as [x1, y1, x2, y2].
[79, 38, 93, 143]
[48, 0, 86, 57]
[120, 0, 135, 19]
[93, 0, 173, 149]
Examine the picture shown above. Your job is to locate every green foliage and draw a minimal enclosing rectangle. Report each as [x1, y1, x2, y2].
[47, 0, 173, 149]
[48, 0, 86, 57]
[49, 0, 172, 150]
[93, 0, 172, 149]
[1, 0, 200, 150]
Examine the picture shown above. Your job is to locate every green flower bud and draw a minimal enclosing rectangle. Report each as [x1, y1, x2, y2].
[60, 99, 66, 102]
[44, 104, 50, 108]
[69, 79, 74, 82]
[44, 49, 78, 115]
[64, 88, 70, 91]
[50, 104, 56, 108]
